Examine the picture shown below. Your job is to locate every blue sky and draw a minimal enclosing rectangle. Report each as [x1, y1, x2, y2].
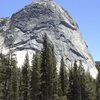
[0, 0, 100, 61]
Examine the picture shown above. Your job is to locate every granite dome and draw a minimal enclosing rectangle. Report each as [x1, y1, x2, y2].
[0, 0, 98, 78]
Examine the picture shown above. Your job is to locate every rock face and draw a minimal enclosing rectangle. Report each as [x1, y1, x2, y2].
[0, 0, 98, 78]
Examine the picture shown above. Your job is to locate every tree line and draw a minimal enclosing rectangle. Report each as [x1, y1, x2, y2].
[0, 34, 100, 100]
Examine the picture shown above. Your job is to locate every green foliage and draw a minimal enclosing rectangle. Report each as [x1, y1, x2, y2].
[0, 49, 18, 100]
[41, 33, 58, 100]
[59, 57, 68, 97]
[0, 36, 98, 100]
[17, 68, 23, 100]
[30, 51, 41, 100]
[8, 50, 18, 100]
[68, 61, 96, 100]
[96, 69, 100, 100]
[0, 53, 11, 100]
[21, 52, 30, 100]
[84, 72, 96, 100]
[68, 61, 81, 100]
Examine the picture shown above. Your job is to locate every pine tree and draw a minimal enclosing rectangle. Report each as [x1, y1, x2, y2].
[41, 34, 58, 100]
[68, 61, 81, 100]
[59, 57, 68, 98]
[83, 72, 96, 100]
[68, 61, 96, 100]
[7, 49, 18, 100]
[17, 68, 23, 100]
[96, 72, 100, 100]
[50, 46, 58, 98]
[22, 52, 30, 100]
[0, 53, 7, 99]
[30, 51, 41, 100]
[41, 33, 50, 99]
[9, 65, 18, 100]
[96, 65, 100, 100]
[79, 68, 86, 100]
[0, 52, 12, 100]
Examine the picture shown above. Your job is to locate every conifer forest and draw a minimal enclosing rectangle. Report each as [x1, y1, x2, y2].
[0, 34, 100, 100]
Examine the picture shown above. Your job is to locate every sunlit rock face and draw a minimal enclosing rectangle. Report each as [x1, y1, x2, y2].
[0, 0, 98, 78]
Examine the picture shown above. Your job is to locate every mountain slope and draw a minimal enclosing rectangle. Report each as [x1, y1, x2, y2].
[0, 0, 98, 78]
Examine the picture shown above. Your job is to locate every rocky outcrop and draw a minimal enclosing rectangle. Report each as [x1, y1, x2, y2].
[0, 0, 98, 78]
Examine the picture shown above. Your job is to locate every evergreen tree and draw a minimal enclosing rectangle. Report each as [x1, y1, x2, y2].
[22, 52, 30, 100]
[17, 68, 23, 100]
[41, 34, 58, 100]
[68, 61, 96, 100]
[68, 61, 81, 100]
[0, 52, 12, 100]
[96, 72, 100, 100]
[0, 41, 97, 100]
[7, 49, 18, 100]
[30, 51, 41, 100]
[9, 66, 18, 100]
[83, 72, 96, 100]
[96, 66, 100, 100]
[50, 46, 58, 98]
[79, 68, 86, 100]
[59, 57, 68, 98]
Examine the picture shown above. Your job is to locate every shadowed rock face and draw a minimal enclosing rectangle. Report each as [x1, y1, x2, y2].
[0, 0, 98, 78]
